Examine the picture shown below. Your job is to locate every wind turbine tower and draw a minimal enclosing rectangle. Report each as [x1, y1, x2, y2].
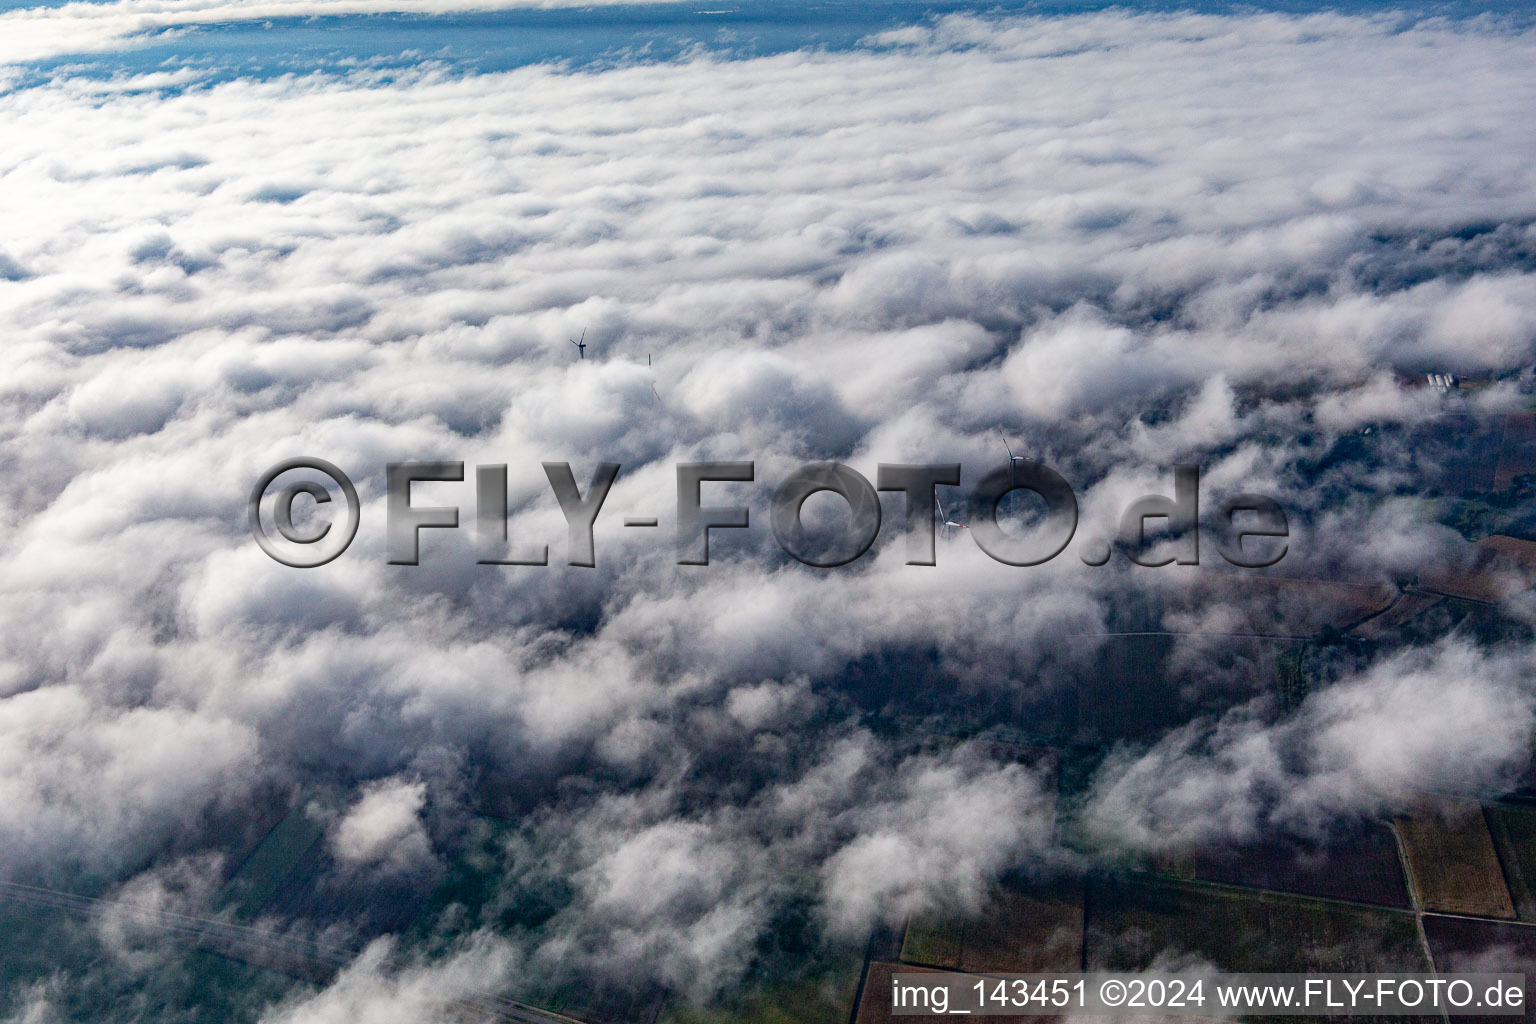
[1000, 431, 1029, 485]
[936, 496, 967, 541]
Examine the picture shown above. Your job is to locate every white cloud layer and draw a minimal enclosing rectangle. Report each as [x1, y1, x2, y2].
[1084, 641, 1536, 853]
[2, 6, 1536, 1010]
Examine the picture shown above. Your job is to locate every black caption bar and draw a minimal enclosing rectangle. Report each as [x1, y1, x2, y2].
[888, 972, 1527, 1016]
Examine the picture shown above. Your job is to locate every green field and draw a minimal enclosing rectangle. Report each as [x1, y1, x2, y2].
[219, 802, 327, 921]
[900, 912, 962, 968]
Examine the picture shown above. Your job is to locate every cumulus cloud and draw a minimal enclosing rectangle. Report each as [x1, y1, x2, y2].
[512, 734, 1057, 998]
[94, 854, 228, 970]
[1083, 642, 1536, 853]
[329, 777, 437, 876]
[1, 4, 1535, 1013]
[819, 749, 1057, 934]
[256, 934, 519, 1024]
[0, 687, 257, 880]
[1, 980, 63, 1024]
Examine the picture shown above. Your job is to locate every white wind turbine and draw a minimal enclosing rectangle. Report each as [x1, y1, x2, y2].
[936, 496, 967, 541]
[1000, 430, 1029, 484]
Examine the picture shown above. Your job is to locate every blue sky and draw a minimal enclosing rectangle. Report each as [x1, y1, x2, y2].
[1, 0, 1531, 90]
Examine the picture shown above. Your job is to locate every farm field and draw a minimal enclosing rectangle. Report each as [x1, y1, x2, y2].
[1184, 823, 1412, 909]
[1396, 802, 1515, 919]
[900, 879, 1083, 974]
[1418, 536, 1536, 605]
[1167, 577, 1398, 638]
[1352, 592, 1445, 640]
[901, 912, 962, 968]
[1076, 635, 1182, 740]
[660, 954, 862, 1024]
[219, 798, 327, 921]
[541, 983, 669, 1024]
[0, 897, 295, 1022]
[1422, 916, 1536, 1023]
[958, 883, 1083, 974]
[1422, 914, 1536, 970]
[1430, 415, 1504, 494]
[1486, 804, 1536, 921]
[1494, 413, 1536, 491]
[854, 962, 1017, 1024]
[1085, 875, 1429, 973]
